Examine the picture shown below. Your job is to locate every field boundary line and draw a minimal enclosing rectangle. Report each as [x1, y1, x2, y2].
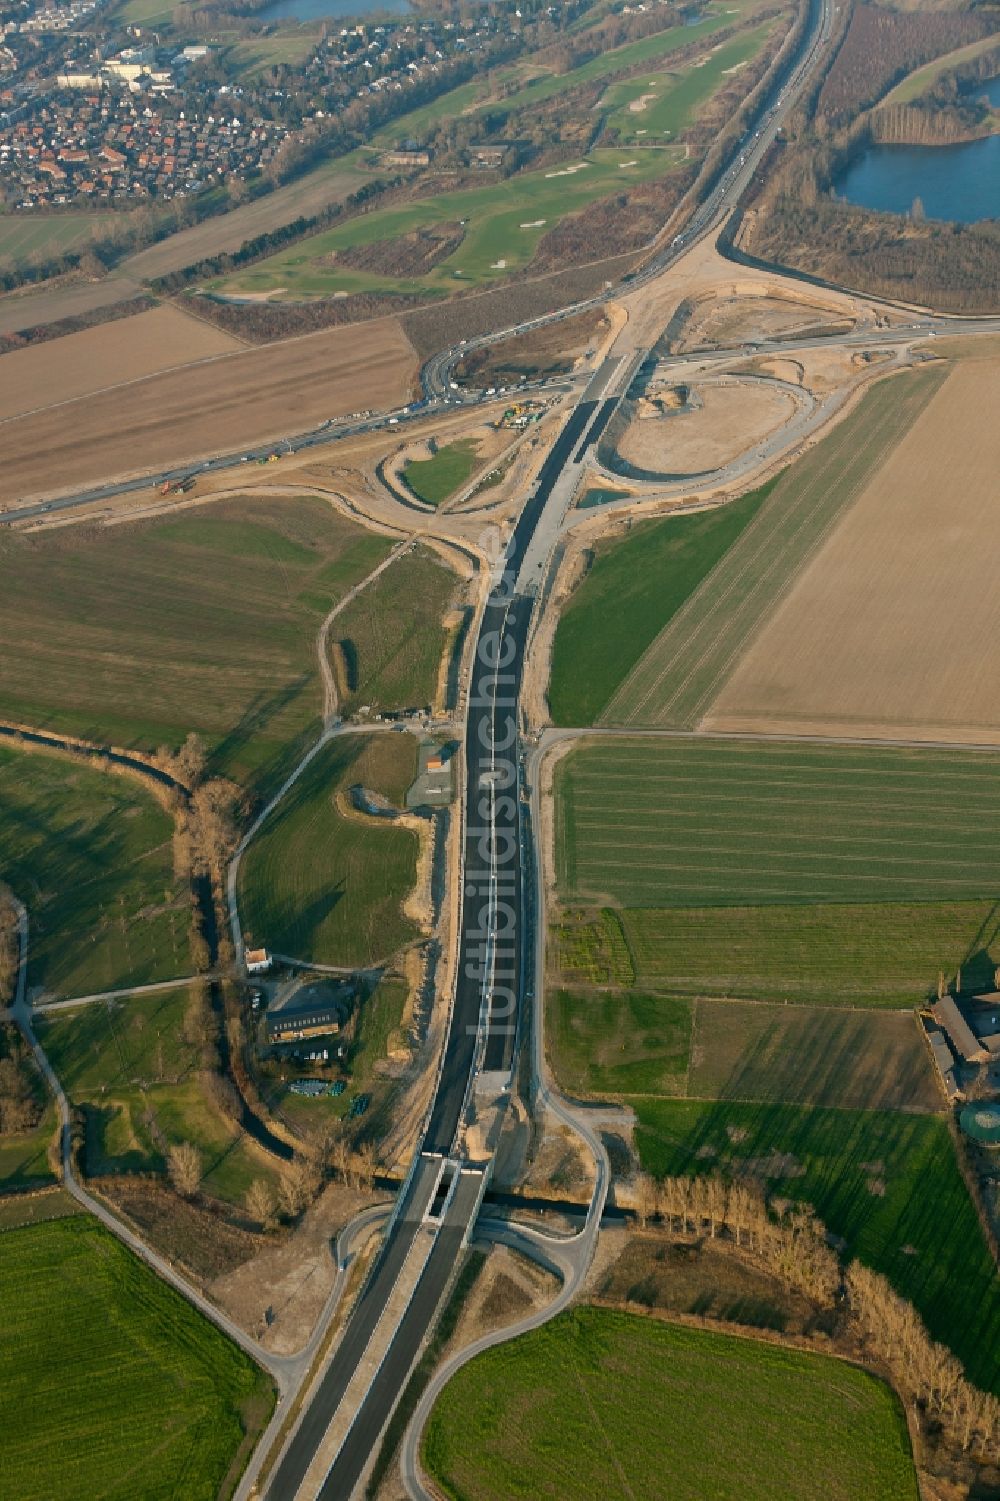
[600, 366, 946, 728]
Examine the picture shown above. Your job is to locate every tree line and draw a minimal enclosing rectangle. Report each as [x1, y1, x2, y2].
[817, 3, 995, 124]
[632, 1171, 1000, 1478]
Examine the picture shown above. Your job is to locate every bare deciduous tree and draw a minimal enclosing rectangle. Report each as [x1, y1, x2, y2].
[278, 1156, 322, 1219]
[167, 1141, 202, 1199]
[246, 1179, 276, 1230]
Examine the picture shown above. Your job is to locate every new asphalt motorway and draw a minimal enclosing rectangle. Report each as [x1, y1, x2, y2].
[264, 388, 609, 1501]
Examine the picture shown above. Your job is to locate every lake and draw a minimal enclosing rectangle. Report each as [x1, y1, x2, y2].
[834, 76, 1000, 223]
[258, 0, 409, 21]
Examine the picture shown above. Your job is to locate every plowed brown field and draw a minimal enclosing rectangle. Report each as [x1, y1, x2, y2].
[0, 316, 417, 503]
[708, 358, 1000, 744]
[0, 304, 243, 420]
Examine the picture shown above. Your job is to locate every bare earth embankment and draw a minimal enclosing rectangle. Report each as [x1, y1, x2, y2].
[618, 381, 795, 474]
[0, 304, 243, 420]
[708, 358, 1000, 744]
[0, 316, 417, 503]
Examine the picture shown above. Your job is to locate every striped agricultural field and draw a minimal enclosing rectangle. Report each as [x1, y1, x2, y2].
[554, 736, 1000, 908]
[601, 365, 945, 729]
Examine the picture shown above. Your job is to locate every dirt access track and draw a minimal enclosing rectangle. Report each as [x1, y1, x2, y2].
[0, 314, 417, 505]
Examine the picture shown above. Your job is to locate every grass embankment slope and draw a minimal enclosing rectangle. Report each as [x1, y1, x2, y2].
[38, 986, 279, 1204]
[239, 733, 421, 967]
[548, 484, 770, 725]
[0, 744, 187, 998]
[333, 542, 458, 713]
[424, 1308, 918, 1501]
[402, 441, 481, 506]
[0, 498, 391, 797]
[601, 366, 945, 729]
[0, 1215, 274, 1501]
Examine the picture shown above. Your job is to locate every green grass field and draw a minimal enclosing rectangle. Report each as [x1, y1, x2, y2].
[0, 1102, 56, 1188]
[548, 988, 691, 1097]
[883, 35, 1000, 104]
[226, 31, 320, 77]
[37, 986, 279, 1203]
[370, 4, 752, 155]
[402, 440, 481, 506]
[616, 900, 1000, 1006]
[0, 210, 121, 267]
[556, 737, 1000, 907]
[0, 1216, 274, 1500]
[333, 543, 457, 714]
[554, 736, 1000, 1005]
[602, 366, 945, 728]
[0, 745, 189, 999]
[545, 979, 938, 1110]
[423, 1308, 918, 1501]
[114, 0, 174, 24]
[634, 1098, 1000, 1391]
[238, 733, 420, 968]
[484, 5, 744, 119]
[0, 497, 391, 798]
[549, 484, 770, 725]
[216, 148, 684, 298]
[604, 23, 774, 143]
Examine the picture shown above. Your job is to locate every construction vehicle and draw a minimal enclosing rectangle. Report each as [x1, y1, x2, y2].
[159, 476, 196, 497]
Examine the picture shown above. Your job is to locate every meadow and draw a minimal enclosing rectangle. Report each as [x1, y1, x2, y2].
[617, 900, 1000, 1007]
[603, 366, 945, 728]
[37, 986, 279, 1203]
[0, 209, 119, 266]
[555, 737, 1000, 908]
[226, 31, 320, 77]
[883, 34, 1000, 104]
[238, 733, 421, 968]
[548, 484, 770, 725]
[0, 1102, 57, 1188]
[554, 735, 1000, 1006]
[684, 998, 938, 1110]
[603, 23, 775, 143]
[479, 5, 748, 119]
[423, 1308, 918, 1501]
[402, 440, 481, 506]
[548, 988, 691, 1097]
[633, 1098, 1000, 1391]
[0, 745, 188, 999]
[0, 1216, 273, 1501]
[333, 543, 457, 714]
[216, 148, 684, 298]
[545, 980, 938, 1110]
[0, 497, 391, 796]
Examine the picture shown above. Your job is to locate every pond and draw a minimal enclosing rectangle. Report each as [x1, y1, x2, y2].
[257, 0, 409, 22]
[833, 76, 1000, 224]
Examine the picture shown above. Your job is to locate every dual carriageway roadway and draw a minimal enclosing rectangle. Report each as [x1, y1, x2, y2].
[12, 0, 997, 1489]
[260, 356, 625, 1500]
